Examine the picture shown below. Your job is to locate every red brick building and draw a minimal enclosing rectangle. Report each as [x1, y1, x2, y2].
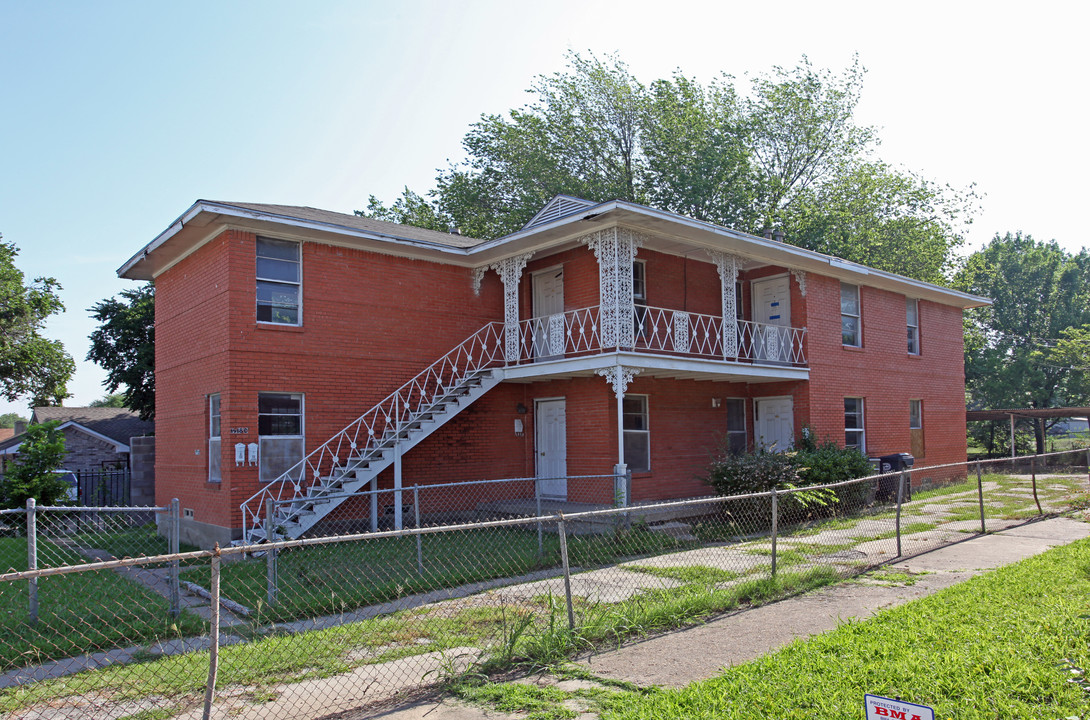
[120, 196, 988, 547]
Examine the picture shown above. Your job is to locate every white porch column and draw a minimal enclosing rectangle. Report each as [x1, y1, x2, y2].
[708, 251, 742, 359]
[582, 229, 644, 349]
[490, 253, 533, 362]
[596, 364, 641, 501]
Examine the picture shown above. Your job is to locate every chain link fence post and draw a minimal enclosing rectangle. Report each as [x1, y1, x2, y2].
[976, 460, 986, 534]
[413, 486, 423, 575]
[535, 477, 544, 559]
[896, 470, 905, 557]
[169, 498, 181, 618]
[265, 497, 278, 607]
[770, 488, 778, 577]
[26, 498, 38, 625]
[202, 546, 222, 720]
[1031, 455, 1042, 515]
[1086, 447, 1089, 488]
[557, 513, 575, 630]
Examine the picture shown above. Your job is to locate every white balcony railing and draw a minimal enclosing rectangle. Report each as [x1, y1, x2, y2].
[509, 304, 806, 367]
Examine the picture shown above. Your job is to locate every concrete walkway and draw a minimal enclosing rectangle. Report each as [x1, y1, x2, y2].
[372, 515, 1090, 719]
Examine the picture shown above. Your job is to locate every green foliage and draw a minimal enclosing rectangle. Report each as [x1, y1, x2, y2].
[956, 232, 1090, 453]
[0, 235, 74, 405]
[0, 412, 26, 429]
[89, 393, 127, 408]
[703, 449, 798, 497]
[602, 539, 1090, 720]
[362, 53, 973, 283]
[87, 283, 155, 420]
[0, 421, 69, 508]
[794, 431, 874, 486]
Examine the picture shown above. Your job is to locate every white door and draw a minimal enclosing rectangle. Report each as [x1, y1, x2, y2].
[535, 399, 567, 498]
[752, 276, 790, 363]
[532, 267, 564, 360]
[755, 397, 794, 452]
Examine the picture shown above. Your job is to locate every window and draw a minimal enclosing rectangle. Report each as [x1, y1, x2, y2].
[633, 261, 648, 338]
[841, 283, 861, 347]
[909, 399, 925, 459]
[256, 238, 301, 325]
[844, 397, 865, 452]
[725, 398, 747, 454]
[907, 298, 920, 355]
[258, 393, 304, 482]
[622, 394, 650, 472]
[208, 394, 221, 483]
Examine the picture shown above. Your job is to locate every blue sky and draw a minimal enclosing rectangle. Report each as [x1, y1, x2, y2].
[1, 0, 1085, 416]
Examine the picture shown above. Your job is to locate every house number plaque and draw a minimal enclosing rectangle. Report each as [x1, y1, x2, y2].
[230, 427, 249, 435]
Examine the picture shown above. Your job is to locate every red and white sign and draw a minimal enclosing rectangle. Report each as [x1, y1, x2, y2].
[864, 694, 934, 720]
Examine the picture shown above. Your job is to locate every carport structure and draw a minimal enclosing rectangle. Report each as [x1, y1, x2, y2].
[966, 406, 1090, 457]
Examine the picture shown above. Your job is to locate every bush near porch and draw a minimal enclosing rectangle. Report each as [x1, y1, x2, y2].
[703, 433, 873, 523]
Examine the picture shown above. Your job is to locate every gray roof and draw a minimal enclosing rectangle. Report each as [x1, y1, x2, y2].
[30, 407, 154, 446]
[215, 202, 484, 249]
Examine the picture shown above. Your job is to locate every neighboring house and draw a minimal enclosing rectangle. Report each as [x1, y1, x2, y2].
[119, 196, 989, 548]
[0, 407, 154, 475]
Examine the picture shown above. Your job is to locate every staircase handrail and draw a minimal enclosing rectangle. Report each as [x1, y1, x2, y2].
[240, 321, 507, 540]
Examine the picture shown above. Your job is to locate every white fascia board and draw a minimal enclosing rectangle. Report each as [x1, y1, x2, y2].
[118, 201, 478, 280]
[117, 201, 207, 277]
[472, 200, 989, 309]
[56, 421, 130, 452]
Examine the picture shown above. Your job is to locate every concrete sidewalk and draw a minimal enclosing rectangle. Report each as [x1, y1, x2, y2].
[372, 515, 1090, 719]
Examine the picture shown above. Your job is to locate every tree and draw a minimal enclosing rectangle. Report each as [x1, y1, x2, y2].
[956, 233, 1090, 453]
[87, 283, 155, 420]
[89, 393, 127, 408]
[363, 53, 972, 283]
[0, 420, 68, 508]
[0, 412, 27, 429]
[0, 234, 74, 405]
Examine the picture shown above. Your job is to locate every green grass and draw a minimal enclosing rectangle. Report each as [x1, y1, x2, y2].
[454, 681, 577, 720]
[180, 525, 699, 623]
[600, 538, 1090, 720]
[0, 538, 206, 670]
[621, 564, 742, 585]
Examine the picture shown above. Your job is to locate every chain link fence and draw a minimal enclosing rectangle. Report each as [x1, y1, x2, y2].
[1, 449, 1087, 719]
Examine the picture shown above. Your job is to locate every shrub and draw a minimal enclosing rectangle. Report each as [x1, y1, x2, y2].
[1, 421, 69, 508]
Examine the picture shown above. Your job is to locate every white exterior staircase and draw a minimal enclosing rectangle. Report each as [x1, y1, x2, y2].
[240, 323, 507, 544]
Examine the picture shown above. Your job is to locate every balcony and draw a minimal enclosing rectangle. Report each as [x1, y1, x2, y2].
[501, 305, 808, 383]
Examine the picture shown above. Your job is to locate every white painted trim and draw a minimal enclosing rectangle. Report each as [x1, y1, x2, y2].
[501, 351, 809, 383]
[122, 199, 990, 310]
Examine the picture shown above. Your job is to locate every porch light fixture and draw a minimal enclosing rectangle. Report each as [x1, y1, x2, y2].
[516, 403, 528, 414]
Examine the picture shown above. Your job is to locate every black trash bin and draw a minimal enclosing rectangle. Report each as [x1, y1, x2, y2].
[876, 453, 914, 501]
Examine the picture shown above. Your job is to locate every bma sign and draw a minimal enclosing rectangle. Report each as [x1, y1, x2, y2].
[864, 694, 934, 720]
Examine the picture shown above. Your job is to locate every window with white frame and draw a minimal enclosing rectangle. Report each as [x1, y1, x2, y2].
[208, 394, 221, 483]
[909, 399, 922, 430]
[841, 283, 861, 347]
[622, 394, 650, 472]
[844, 397, 865, 451]
[907, 298, 920, 355]
[633, 260, 648, 338]
[256, 237, 301, 325]
[258, 393, 304, 482]
[725, 398, 747, 454]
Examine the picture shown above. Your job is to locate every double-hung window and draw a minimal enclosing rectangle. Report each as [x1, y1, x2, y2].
[208, 394, 221, 483]
[725, 398, 747, 454]
[841, 283, 861, 347]
[258, 393, 304, 482]
[622, 394, 650, 472]
[907, 298, 920, 355]
[256, 238, 301, 325]
[844, 397, 865, 452]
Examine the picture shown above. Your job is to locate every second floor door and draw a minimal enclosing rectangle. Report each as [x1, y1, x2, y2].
[752, 276, 791, 363]
[532, 266, 565, 360]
